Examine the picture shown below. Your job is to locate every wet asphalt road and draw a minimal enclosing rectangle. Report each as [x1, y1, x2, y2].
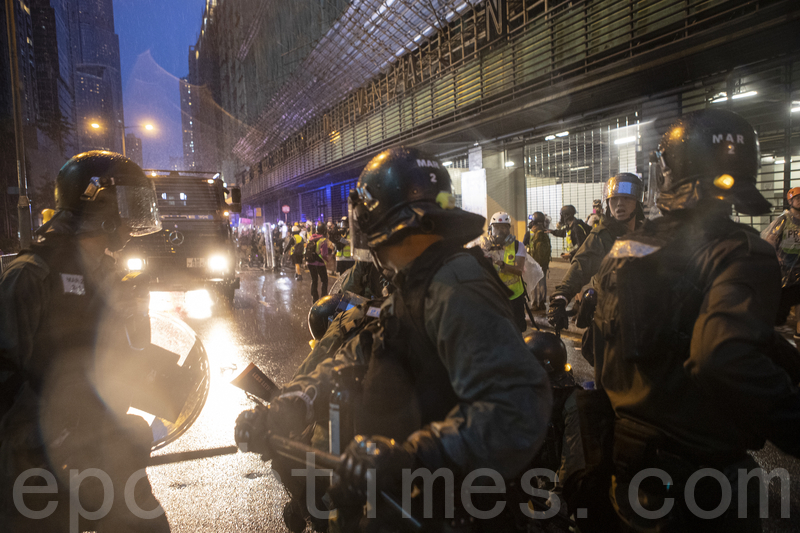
[147, 267, 318, 532]
[146, 265, 799, 532]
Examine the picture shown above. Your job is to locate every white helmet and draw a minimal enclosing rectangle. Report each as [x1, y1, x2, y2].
[490, 211, 511, 225]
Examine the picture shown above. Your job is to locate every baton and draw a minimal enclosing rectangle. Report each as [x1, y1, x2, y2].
[150, 445, 239, 466]
[268, 435, 423, 531]
[523, 298, 541, 332]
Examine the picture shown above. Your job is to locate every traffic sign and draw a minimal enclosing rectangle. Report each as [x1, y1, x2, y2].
[281, 205, 290, 213]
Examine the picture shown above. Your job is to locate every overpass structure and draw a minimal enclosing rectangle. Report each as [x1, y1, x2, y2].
[187, 0, 800, 253]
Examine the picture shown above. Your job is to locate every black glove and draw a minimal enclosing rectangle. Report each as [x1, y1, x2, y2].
[330, 435, 417, 506]
[234, 395, 310, 459]
[547, 295, 570, 331]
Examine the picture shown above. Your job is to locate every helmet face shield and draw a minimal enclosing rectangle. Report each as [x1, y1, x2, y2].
[116, 184, 161, 236]
[348, 197, 372, 262]
[605, 173, 645, 204]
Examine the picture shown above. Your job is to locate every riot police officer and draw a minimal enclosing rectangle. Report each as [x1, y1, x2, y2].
[236, 147, 552, 531]
[548, 173, 645, 333]
[589, 109, 800, 531]
[0, 151, 168, 532]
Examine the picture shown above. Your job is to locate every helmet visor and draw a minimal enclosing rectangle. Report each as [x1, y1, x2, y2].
[116, 185, 161, 236]
[348, 197, 372, 261]
[606, 176, 644, 202]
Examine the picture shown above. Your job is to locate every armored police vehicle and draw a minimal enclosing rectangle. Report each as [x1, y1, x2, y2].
[120, 170, 241, 302]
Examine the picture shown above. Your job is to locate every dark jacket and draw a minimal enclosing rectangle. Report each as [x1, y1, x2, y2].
[551, 218, 589, 259]
[554, 216, 634, 302]
[526, 228, 551, 272]
[288, 241, 553, 479]
[0, 235, 162, 528]
[592, 208, 800, 459]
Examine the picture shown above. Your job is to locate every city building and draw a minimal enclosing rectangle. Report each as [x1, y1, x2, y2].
[125, 132, 143, 167]
[71, 0, 124, 154]
[169, 155, 183, 172]
[1, 0, 78, 244]
[201, 1, 797, 249]
[180, 76, 197, 170]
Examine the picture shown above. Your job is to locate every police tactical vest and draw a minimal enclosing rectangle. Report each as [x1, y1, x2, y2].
[354, 241, 507, 442]
[593, 233, 705, 367]
[18, 238, 111, 393]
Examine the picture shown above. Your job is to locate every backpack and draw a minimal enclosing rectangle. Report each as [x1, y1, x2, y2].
[304, 237, 323, 264]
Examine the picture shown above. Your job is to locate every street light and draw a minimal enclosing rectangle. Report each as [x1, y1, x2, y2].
[122, 123, 156, 157]
[91, 123, 100, 129]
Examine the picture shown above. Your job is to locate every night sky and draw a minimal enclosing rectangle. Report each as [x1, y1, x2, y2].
[113, 0, 207, 169]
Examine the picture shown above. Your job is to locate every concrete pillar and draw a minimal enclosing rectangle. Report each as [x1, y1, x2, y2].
[485, 147, 527, 240]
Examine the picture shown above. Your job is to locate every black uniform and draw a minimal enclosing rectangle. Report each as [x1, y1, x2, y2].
[237, 147, 553, 532]
[590, 208, 800, 531]
[574, 108, 800, 532]
[551, 218, 589, 260]
[286, 241, 552, 528]
[553, 216, 631, 302]
[0, 235, 168, 532]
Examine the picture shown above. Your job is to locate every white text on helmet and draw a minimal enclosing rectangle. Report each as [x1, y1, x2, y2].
[416, 159, 440, 169]
[712, 134, 745, 144]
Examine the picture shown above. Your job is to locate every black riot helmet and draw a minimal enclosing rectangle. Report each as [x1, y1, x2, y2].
[308, 293, 343, 340]
[559, 205, 576, 223]
[524, 331, 569, 375]
[531, 212, 546, 226]
[350, 147, 484, 248]
[48, 151, 161, 242]
[656, 109, 769, 215]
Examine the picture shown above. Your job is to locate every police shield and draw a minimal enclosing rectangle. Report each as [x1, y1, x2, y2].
[97, 311, 210, 450]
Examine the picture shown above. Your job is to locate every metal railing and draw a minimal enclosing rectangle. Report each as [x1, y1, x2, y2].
[0, 254, 18, 275]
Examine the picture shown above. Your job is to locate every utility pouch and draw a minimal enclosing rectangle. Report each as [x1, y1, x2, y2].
[575, 288, 597, 329]
[612, 418, 662, 479]
[616, 255, 666, 361]
[575, 388, 615, 473]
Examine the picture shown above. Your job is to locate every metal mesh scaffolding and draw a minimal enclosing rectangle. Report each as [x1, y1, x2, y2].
[231, 0, 796, 206]
[233, 0, 475, 164]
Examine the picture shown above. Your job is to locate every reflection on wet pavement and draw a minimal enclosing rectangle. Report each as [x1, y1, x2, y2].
[147, 268, 317, 532]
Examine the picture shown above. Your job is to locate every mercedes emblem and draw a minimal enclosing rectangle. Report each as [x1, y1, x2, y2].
[168, 230, 185, 246]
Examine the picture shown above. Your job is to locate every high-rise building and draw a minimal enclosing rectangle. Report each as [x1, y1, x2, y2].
[179, 76, 196, 170]
[31, 0, 77, 155]
[169, 156, 183, 172]
[125, 133, 142, 167]
[184, 24, 223, 174]
[71, 0, 124, 154]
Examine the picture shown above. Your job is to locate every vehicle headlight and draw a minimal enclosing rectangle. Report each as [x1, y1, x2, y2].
[209, 255, 228, 271]
[127, 258, 144, 271]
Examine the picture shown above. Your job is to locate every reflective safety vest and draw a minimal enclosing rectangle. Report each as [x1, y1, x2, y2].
[336, 242, 352, 259]
[780, 215, 800, 255]
[497, 241, 524, 300]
